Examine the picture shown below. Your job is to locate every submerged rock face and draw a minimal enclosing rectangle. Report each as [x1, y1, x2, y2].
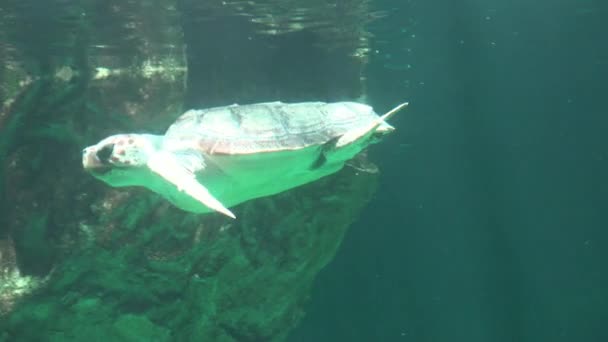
[2, 165, 377, 341]
[0, 0, 379, 340]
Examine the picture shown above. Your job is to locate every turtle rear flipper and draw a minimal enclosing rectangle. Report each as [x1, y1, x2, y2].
[335, 102, 408, 148]
[147, 151, 236, 219]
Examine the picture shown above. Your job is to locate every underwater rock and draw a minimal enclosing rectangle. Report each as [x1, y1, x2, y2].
[0, 0, 377, 340]
[0, 164, 377, 341]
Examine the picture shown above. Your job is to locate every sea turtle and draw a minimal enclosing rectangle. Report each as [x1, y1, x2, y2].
[82, 101, 407, 219]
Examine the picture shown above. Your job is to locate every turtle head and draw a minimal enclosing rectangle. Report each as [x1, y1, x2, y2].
[82, 133, 162, 187]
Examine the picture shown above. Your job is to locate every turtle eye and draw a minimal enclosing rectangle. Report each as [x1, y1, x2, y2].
[96, 144, 114, 163]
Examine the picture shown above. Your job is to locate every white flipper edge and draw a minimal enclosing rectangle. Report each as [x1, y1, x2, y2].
[379, 102, 409, 122]
[336, 102, 408, 148]
[147, 152, 236, 219]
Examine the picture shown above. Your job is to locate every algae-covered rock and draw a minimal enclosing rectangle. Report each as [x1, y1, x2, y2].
[0, 165, 377, 341]
[0, 0, 379, 340]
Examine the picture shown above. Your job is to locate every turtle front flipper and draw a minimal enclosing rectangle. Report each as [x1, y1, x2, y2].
[147, 151, 236, 219]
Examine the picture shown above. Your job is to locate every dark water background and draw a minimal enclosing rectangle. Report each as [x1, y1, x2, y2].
[1, 0, 606, 341]
[292, 0, 608, 341]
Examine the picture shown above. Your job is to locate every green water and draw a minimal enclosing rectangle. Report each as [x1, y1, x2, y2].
[292, 1, 608, 341]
